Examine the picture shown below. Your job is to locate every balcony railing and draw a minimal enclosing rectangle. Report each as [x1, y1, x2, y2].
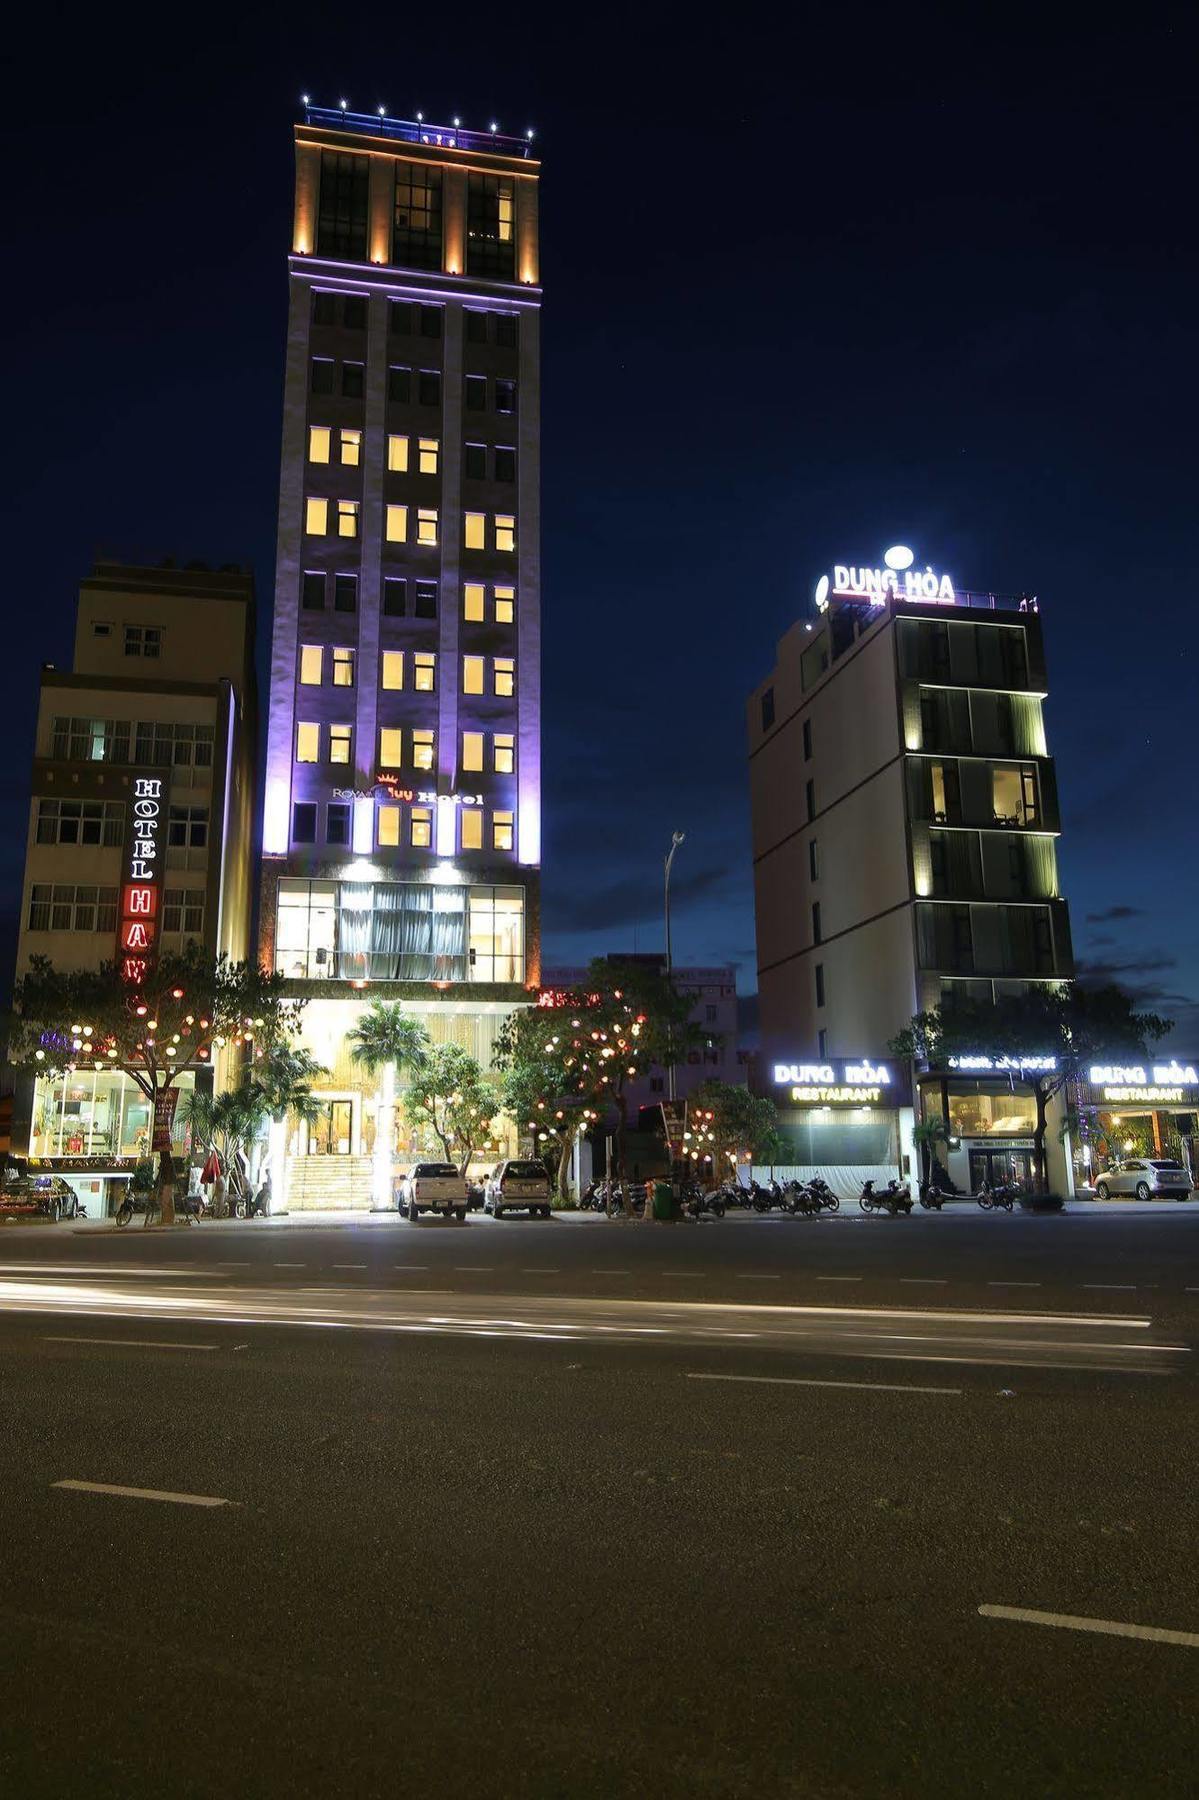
[302, 105, 535, 159]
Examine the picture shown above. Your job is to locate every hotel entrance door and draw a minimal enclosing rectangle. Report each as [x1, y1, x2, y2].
[306, 1100, 353, 1156]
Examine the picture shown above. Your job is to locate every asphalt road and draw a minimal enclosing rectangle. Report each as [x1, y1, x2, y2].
[0, 1207, 1196, 1797]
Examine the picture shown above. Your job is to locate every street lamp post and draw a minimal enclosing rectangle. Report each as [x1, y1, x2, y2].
[664, 831, 685, 1103]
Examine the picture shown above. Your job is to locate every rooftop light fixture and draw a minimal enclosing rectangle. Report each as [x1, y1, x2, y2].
[452, 116, 461, 126]
[301, 93, 310, 105]
[527, 128, 534, 139]
[378, 105, 386, 116]
[489, 121, 498, 132]
[339, 98, 348, 110]
[416, 110, 423, 121]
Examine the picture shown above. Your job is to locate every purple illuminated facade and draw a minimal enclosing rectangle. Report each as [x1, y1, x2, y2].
[260, 109, 541, 1026]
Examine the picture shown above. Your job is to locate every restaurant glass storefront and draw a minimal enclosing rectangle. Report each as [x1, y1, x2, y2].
[26, 1068, 198, 1216]
[1073, 1061, 1199, 1190]
[758, 1058, 913, 1193]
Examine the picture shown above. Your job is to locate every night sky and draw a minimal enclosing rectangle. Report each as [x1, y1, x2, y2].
[7, 10, 1198, 1044]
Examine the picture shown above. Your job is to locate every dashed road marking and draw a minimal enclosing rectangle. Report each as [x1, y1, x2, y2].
[979, 1604, 1199, 1649]
[53, 1480, 234, 1508]
[43, 1336, 220, 1351]
[687, 1373, 960, 1397]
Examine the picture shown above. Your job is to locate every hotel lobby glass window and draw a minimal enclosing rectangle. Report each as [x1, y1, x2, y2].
[274, 877, 525, 984]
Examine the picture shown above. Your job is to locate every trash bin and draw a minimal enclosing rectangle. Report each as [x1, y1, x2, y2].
[652, 1180, 673, 1221]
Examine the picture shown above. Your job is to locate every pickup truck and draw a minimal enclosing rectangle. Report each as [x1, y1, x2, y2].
[397, 1162, 468, 1223]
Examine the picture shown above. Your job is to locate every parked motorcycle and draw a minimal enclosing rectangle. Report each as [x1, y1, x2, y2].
[918, 1182, 945, 1210]
[805, 1175, 840, 1214]
[859, 1179, 913, 1216]
[976, 1181, 1016, 1212]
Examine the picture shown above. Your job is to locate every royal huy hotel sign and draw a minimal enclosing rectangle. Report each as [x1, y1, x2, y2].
[117, 774, 165, 985]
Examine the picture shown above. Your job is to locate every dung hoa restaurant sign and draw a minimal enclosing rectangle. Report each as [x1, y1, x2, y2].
[1087, 1062, 1199, 1105]
[772, 1060, 898, 1105]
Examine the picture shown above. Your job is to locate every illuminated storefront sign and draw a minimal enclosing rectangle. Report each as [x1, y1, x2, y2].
[947, 1054, 1057, 1074]
[772, 1060, 894, 1105]
[814, 545, 956, 612]
[341, 780, 487, 807]
[117, 775, 164, 985]
[1088, 1062, 1199, 1105]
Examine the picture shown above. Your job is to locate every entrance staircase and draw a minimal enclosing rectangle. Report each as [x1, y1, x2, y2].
[286, 1155, 377, 1211]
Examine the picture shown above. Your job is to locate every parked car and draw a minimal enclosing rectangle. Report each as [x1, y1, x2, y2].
[1095, 1158, 1192, 1201]
[0, 1175, 83, 1222]
[396, 1162, 468, 1223]
[484, 1160, 553, 1219]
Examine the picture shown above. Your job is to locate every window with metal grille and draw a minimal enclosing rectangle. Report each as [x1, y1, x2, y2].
[35, 799, 124, 846]
[161, 888, 205, 936]
[27, 883, 118, 932]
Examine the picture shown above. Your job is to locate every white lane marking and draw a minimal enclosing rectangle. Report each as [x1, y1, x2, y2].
[273, 1262, 306, 1268]
[333, 1263, 367, 1270]
[1083, 1284, 1136, 1291]
[901, 1278, 948, 1285]
[590, 1269, 632, 1275]
[43, 1336, 220, 1351]
[818, 1275, 862, 1282]
[664, 1271, 706, 1278]
[687, 1373, 960, 1396]
[989, 1281, 1041, 1287]
[217, 1261, 251, 1266]
[521, 1267, 560, 1273]
[454, 1265, 491, 1271]
[979, 1604, 1199, 1649]
[393, 1265, 429, 1271]
[737, 1273, 781, 1280]
[53, 1479, 233, 1508]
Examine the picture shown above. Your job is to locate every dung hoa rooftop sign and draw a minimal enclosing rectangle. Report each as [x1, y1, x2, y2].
[814, 544, 956, 612]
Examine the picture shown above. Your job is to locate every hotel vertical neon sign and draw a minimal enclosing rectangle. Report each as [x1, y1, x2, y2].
[117, 774, 165, 984]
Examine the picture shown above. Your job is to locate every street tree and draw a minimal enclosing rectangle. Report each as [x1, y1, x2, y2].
[180, 1042, 327, 1206]
[687, 1080, 779, 1185]
[347, 1000, 431, 1207]
[494, 961, 701, 1207]
[405, 1043, 496, 1174]
[8, 946, 303, 1224]
[889, 984, 1172, 1193]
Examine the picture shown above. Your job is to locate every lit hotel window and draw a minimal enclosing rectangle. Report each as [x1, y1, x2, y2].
[418, 437, 439, 475]
[337, 500, 359, 539]
[296, 721, 319, 763]
[494, 585, 515, 623]
[378, 805, 400, 847]
[463, 583, 485, 622]
[493, 657, 515, 698]
[329, 724, 352, 765]
[417, 508, 438, 546]
[379, 727, 403, 767]
[464, 513, 486, 551]
[411, 806, 432, 848]
[493, 809, 515, 852]
[386, 503, 408, 543]
[305, 497, 329, 536]
[414, 652, 436, 693]
[494, 732, 515, 774]
[462, 731, 484, 773]
[388, 434, 409, 472]
[461, 807, 483, 851]
[495, 515, 516, 553]
[412, 729, 435, 771]
[308, 426, 331, 464]
[299, 645, 323, 685]
[382, 651, 404, 691]
[332, 647, 355, 688]
[340, 428, 362, 467]
[463, 655, 484, 696]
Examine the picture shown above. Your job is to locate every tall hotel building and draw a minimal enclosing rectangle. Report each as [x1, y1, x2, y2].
[748, 559, 1076, 1194]
[260, 106, 541, 1191]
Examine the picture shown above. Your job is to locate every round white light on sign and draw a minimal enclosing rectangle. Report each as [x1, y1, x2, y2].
[814, 574, 830, 610]
[884, 545, 915, 571]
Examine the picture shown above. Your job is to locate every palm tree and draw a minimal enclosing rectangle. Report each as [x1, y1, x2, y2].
[347, 1002, 430, 1209]
[912, 1114, 950, 1191]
